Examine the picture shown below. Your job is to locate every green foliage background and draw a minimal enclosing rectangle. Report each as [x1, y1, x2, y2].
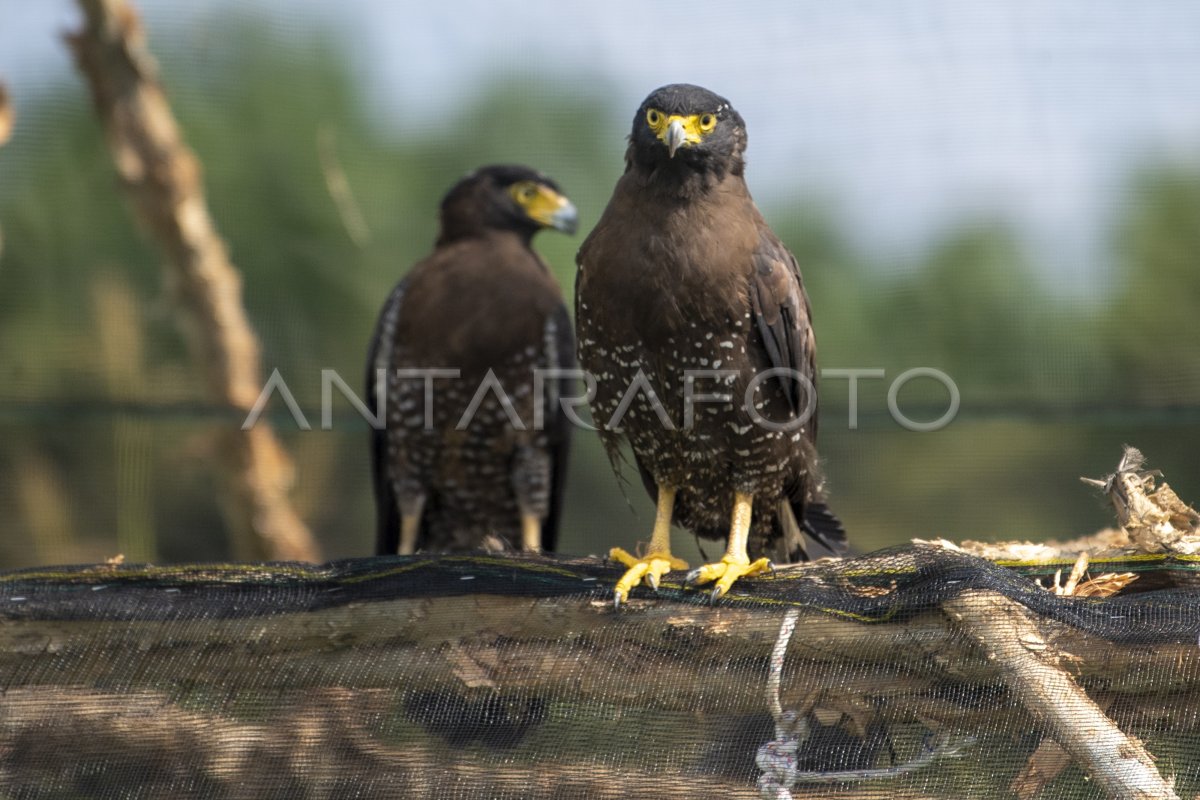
[1, 18, 1198, 568]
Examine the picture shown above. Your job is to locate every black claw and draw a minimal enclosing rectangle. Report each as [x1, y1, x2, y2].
[709, 586, 724, 604]
[767, 561, 777, 578]
[613, 593, 622, 611]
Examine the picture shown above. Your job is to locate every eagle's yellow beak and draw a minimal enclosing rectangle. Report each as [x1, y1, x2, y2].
[529, 189, 578, 234]
[656, 115, 706, 158]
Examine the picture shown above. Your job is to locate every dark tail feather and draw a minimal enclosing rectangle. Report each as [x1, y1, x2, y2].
[802, 502, 848, 555]
[374, 503, 399, 556]
[372, 426, 400, 556]
[776, 499, 848, 563]
[374, 499, 399, 556]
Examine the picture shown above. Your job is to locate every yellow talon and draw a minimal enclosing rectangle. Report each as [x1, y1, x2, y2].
[610, 485, 685, 607]
[685, 490, 770, 601]
[610, 547, 689, 605]
[685, 555, 773, 599]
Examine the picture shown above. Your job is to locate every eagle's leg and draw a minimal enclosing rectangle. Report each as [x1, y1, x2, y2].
[513, 445, 549, 552]
[397, 493, 426, 555]
[398, 515, 420, 555]
[610, 485, 689, 607]
[686, 491, 773, 600]
[520, 514, 542, 553]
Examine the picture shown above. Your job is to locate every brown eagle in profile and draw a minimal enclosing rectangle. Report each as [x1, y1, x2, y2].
[368, 165, 577, 555]
[576, 84, 846, 604]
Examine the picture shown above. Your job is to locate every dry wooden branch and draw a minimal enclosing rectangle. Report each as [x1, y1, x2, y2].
[0, 82, 11, 261]
[1039, 552, 1138, 599]
[0, 83, 13, 147]
[944, 590, 1179, 800]
[1082, 446, 1200, 555]
[317, 123, 370, 247]
[67, 0, 319, 561]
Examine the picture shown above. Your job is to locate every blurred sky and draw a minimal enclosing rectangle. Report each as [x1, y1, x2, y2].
[4, 0, 1200, 287]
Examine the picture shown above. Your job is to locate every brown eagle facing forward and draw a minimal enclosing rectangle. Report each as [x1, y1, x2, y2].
[576, 84, 846, 605]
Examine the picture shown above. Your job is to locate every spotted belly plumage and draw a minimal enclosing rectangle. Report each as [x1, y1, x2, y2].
[385, 344, 553, 552]
[580, 307, 815, 561]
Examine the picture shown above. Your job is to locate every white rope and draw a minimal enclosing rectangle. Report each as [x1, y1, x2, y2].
[766, 608, 798, 723]
[758, 609, 804, 800]
[756, 608, 976, 798]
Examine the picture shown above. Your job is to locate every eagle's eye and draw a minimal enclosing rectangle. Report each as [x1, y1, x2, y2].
[646, 108, 663, 128]
[511, 181, 539, 205]
[699, 113, 717, 132]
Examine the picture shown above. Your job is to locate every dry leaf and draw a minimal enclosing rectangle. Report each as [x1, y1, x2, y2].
[1011, 739, 1072, 799]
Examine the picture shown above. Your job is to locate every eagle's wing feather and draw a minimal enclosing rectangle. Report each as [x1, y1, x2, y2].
[367, 276, 416, 555]
[748, 229, 847, 556]
[539, 302, 577, 553]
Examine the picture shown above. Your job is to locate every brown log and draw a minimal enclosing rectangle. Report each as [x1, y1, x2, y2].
[2, 590, 1197, 717]
[0, 687, 950, 800]
[2, 573, 1197, 796]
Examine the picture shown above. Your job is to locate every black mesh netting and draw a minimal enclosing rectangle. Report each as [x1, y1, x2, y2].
[3, 545, 1199, 799]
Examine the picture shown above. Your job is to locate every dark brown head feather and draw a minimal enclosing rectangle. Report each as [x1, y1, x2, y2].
[437, 165, 563, 246]
[627, 83, 747, 183]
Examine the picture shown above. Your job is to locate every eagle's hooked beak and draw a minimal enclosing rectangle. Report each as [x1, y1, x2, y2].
[548, 199, 579, 235]
[665, 118, 687, 158]
[514, 182, 579, 235]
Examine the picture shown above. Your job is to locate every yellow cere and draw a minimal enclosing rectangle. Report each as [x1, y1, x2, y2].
[645, 108, 717, 148]
[509, 181, 568, 227]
